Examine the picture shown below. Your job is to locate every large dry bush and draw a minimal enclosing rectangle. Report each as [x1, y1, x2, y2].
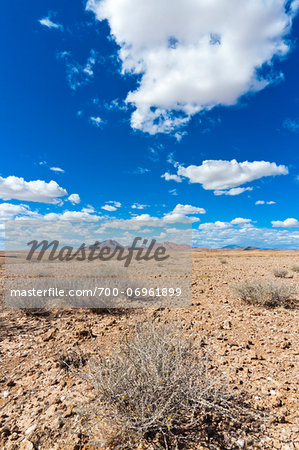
[234, 280, 295, 308]
[78, 322, 263, 448]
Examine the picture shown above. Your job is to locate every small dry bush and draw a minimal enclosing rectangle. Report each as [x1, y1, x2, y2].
[57, 348, 88, 373]
[291, 265, 299, 273]
[219, 258, 228, 264]
[79, 322, 262, 448]
[273, 268, 288, 278]
[234, 280, 295, 308]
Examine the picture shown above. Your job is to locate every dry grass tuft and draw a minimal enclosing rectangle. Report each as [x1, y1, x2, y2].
[273, 268, 288, 278]
[219, 258, 228, 264]
[78, 322, 263, 448]
[291, 265, 299, 273]
[234, 280, 295, 308]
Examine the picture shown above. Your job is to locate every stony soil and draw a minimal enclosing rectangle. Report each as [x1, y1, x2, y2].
[0, 251, 298, 449]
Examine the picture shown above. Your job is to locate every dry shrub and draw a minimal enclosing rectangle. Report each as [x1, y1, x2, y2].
[219, 258, 228, 264]
[79, 322, 263, 448]
[291, 265, 299, 273]
[234, 280, 295, 308]
[57, 348, 88, 373]
[273, 268, 288, 278]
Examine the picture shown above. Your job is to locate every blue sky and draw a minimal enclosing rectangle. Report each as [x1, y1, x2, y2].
[1, 0, 299, 248]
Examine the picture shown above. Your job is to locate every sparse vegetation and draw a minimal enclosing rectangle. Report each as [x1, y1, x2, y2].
[219, 258, 228, 264]
[79, 322, 262, 448]
[273, 268, 288, 278]
[291, 264, 299, 273]
[57, 348, 87, 373]
[234, 280, 295, 308]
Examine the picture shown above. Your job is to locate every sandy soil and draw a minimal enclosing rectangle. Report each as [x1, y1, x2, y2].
[0, 251, 298, 449]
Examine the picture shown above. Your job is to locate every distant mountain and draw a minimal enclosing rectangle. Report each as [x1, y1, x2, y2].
[222, 245, 242, 249]
[89, 240, 123, 249]
[222, 245, 261, 251]
[161, 241, 192, 252]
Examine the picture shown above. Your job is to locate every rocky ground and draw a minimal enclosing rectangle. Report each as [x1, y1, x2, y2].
[0, 251, 298, 449]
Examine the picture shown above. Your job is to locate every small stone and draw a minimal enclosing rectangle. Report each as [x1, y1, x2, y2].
[25, 424, 36, 435]
[237, 439, 245, 448]
[3, 391, 9, 398]
[20, 439, 34, 450]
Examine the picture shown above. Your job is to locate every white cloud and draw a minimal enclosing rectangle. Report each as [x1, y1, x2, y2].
[131, 203, 147, 209]
[102, 205, 117, 212]
[231, 217, 252, 225]
[87, 0, 299, 135]
[44, 209, 101, 222]
[101, 201, 121, 211]
[161, 173, 182, 183]
[193, 221, 299, 249]
[283, 117, 299, 132]
[163, 204, 206, 223]
[68, 193, 81, 205]
[169, 189, 177, 196]
[0, 176, 67, 203]
[100, 203, 206, 229]
[271, 218, 299, 227]
[90, 116, 102, 127]
[133, 167, 151, 175]
[57, 50, 97, 90]
[50, 167, 65, 173]
[0, 203, 38, 221]
[256, 200, 276, 205]
[39, 16, 62, 30]
[214, 187, 253, 196]
[163, 159, 288, 194]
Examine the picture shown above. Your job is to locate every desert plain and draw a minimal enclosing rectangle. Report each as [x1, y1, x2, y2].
[0, 250, 298, 449]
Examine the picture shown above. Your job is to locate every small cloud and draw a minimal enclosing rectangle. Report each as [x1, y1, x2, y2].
[102, 204, 117, 212]
[255, 200, 276, 205]
[131, 203, 147, 210]
[104, 99, 128, 112]
[169, 189, 178, 196]
[161, 172, 182, 183]
[231, 217, 252, 225]
[214, 187, 253, 196]
[50, 167, 65, 173]
[107, 201, 121, 208]
[283, 117, 299, 133]
[101, 201, 121, 212]
[82, 205, 95, 213]
[89, 116, 102, 127]
[133, 167, 150, 175]
[39, 161, 47, 166]
[39, 16, 62, 30]
[57, 49, 97, 90]
[68, 193, 81, 205]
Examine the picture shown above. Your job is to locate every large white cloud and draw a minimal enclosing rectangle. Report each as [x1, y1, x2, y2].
[163, 159, 288, 194]
[0, 176, 68, 203]
[87, 0, 299, 134]
[271, 218, 299, 227]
